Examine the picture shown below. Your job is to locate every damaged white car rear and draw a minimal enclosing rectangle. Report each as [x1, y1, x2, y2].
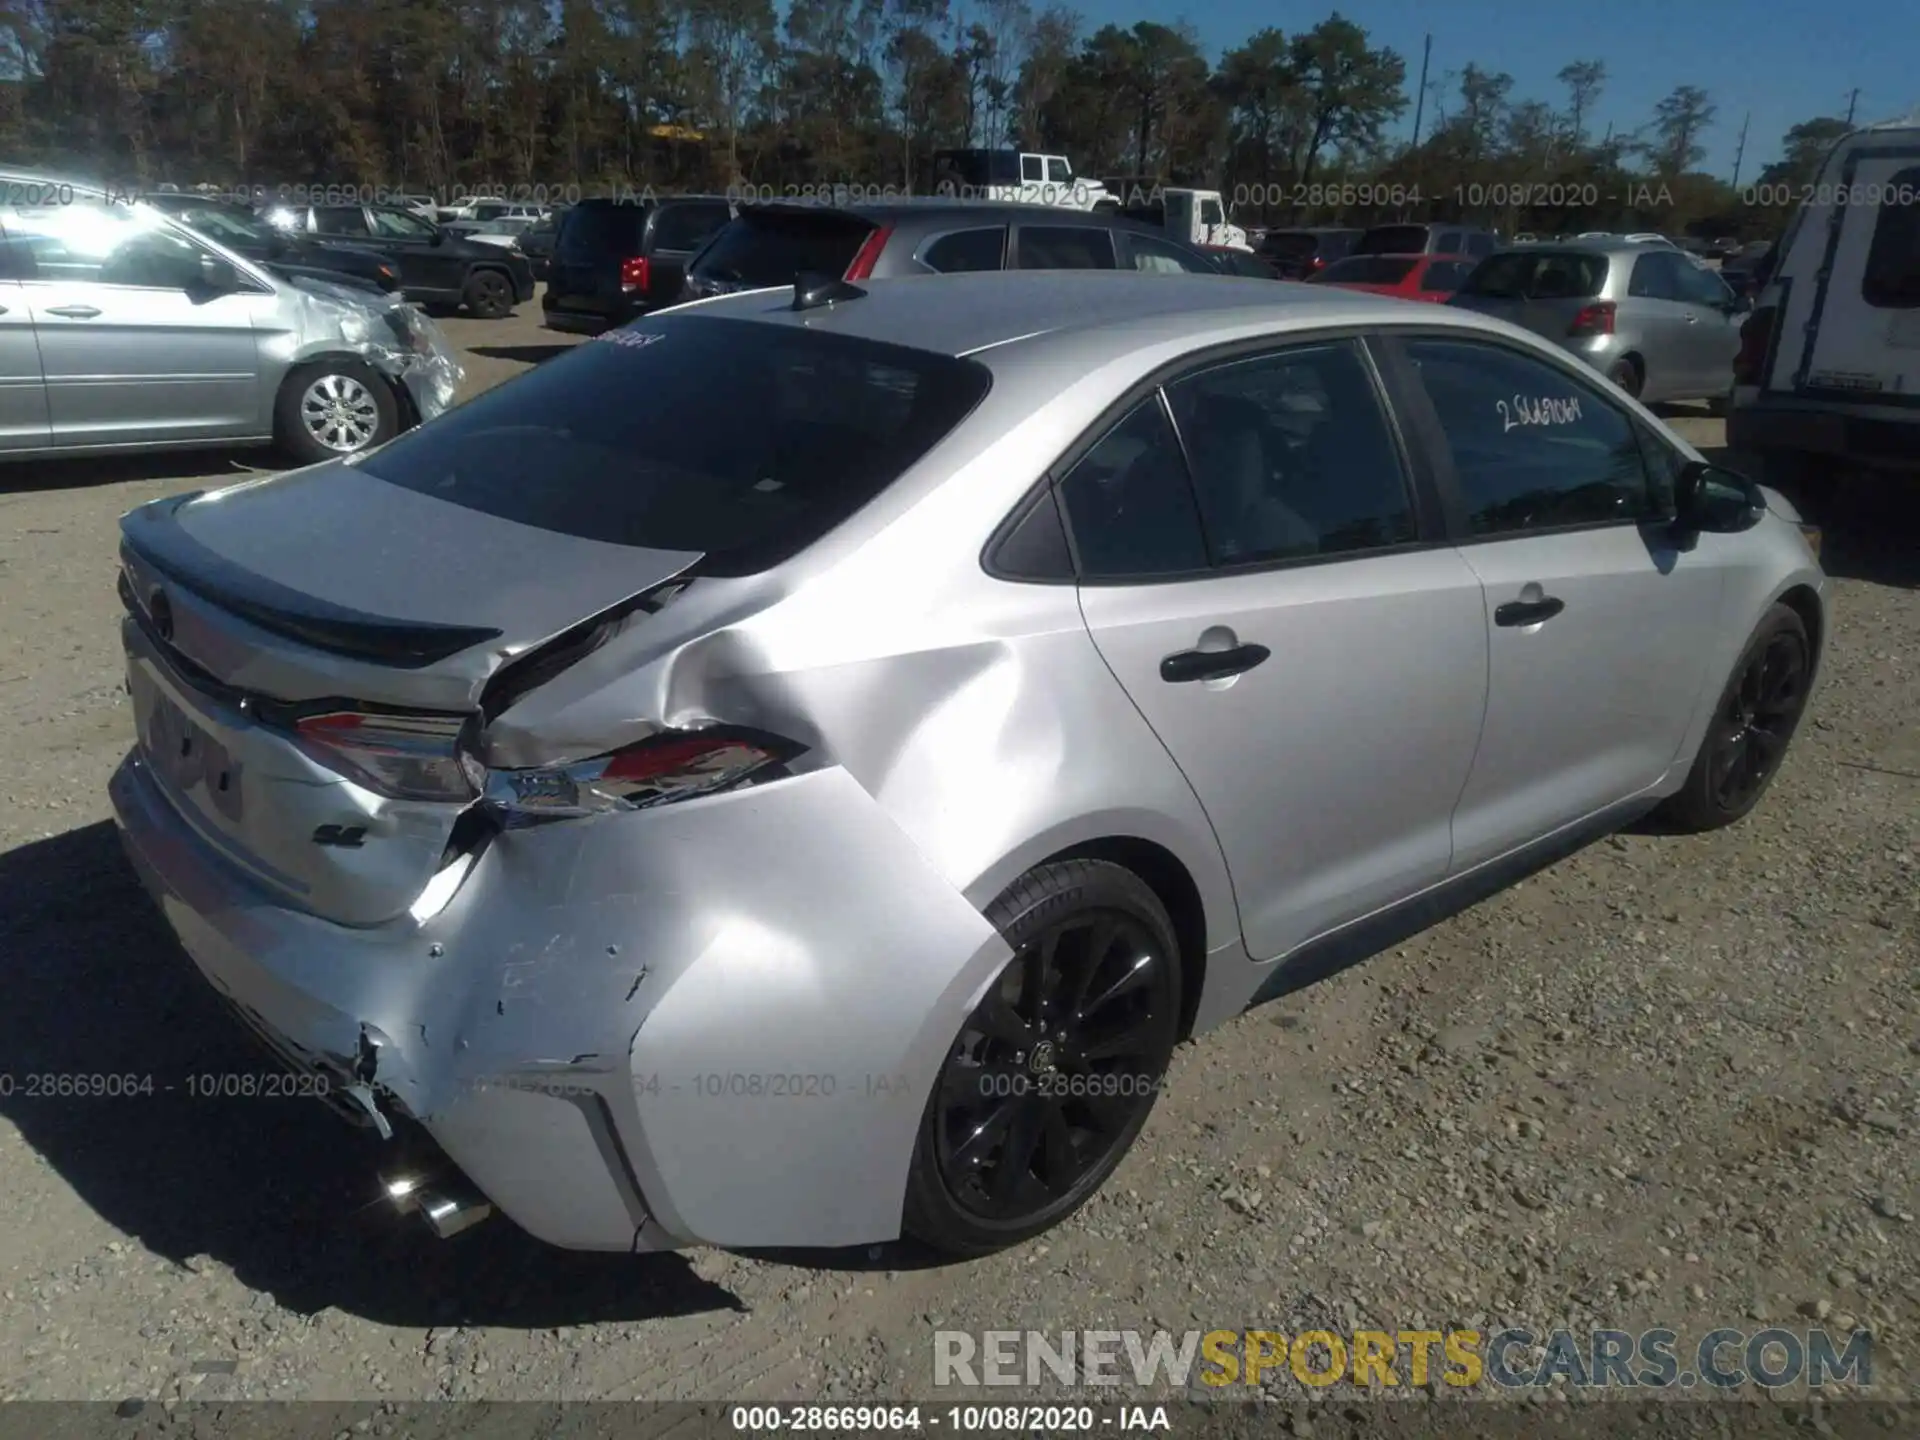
[110, 272, 1825, 1258]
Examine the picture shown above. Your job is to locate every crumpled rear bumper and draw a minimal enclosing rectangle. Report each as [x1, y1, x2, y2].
[110, 750, 1011, 1251]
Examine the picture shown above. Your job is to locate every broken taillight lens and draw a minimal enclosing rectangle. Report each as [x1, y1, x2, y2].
[484, 726, 805, 825]
[293, 711, 480, 803]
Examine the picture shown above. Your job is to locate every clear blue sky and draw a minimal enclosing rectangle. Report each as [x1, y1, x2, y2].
[1087, 0, 1920, 176]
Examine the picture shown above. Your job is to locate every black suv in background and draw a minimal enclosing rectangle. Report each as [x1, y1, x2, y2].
[139, 194, 402, 294]
[679, 200, 1220, 303]
[261, 201, 535, 317]
[1254, 227, 1362, 279]
[1351, 222, 1502, 260]
[540, 196, 734, 334]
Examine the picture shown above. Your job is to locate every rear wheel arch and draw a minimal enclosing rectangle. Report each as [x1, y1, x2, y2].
[1022, 836, 1209, 1042]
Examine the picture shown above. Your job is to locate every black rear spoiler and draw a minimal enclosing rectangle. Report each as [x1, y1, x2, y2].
[120, 494, 501, 669]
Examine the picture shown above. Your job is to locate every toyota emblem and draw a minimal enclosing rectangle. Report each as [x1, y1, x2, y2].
[149, 588, 174, 641]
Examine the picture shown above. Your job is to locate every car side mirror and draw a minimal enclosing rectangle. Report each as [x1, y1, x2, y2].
[429, 227, 446, 247]
[1729, 292, 1754, 314]
[1674, 460, 1766, 536]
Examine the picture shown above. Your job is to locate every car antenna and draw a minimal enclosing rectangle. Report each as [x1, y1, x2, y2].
[792, 271, 867, 311]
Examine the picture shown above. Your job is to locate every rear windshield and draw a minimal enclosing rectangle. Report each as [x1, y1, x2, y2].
[558, 202, 648, 259]
[652, 200, 733, 252]
[357, 319, 991, 574]
[1458, 249, 1608, 300]
[1318, 255, 1417, 284]
[1862, 167, 1920, 309]
[690, 211, 874, 287]
[1259, 231, 1327, 260]
[1353, 225, 1430, 256]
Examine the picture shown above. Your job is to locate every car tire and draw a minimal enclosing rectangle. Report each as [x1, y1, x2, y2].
[1656, 603, 1813, 834]
[902, 859, 1182, 1258]
[274, 359, 399, 465]
[462, 269, 514, 318]
[1608, 355, 1644, 399]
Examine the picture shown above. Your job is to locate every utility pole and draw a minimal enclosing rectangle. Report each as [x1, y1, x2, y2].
[1410, 35, 1432, 148]
[1845, 88, 1860, 126]
[1730, 111, 1750, 189]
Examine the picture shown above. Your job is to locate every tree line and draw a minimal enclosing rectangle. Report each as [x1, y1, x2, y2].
[0, 0, 1856, 236]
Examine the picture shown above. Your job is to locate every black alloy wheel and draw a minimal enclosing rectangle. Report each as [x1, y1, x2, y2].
[905, 860, 1180, 1254]
[1706, 625, 1810, 813]
[1659, 603, 1814, 832]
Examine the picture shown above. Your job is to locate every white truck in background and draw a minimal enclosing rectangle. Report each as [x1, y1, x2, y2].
[929, 149, 1117, 211]
[1727, 115, 1920, 504]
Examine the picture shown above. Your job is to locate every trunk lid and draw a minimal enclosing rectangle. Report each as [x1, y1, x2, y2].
[118, 469, 699, 927]
[120, 465, 699, 710]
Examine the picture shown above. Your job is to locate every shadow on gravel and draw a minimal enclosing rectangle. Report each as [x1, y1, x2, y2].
[0, 821, 746, 1327]
[0, 450, 275, 497]
[469, 344, 576, 365]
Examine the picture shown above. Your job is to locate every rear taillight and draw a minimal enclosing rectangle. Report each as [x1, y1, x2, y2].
[1567, 301, 1616, 338]
[843, 225, 893, 281]
[619, 255, 650, 291]
[484, 726, 805, 825]
[294, 711, 480, 803]
[1734, 306, 1777, 386]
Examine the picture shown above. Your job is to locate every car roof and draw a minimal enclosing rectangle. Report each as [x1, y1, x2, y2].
[739, 199, 1157, 228]
[660, 269, 1533, 363]
[1487, 237, 1665, 257]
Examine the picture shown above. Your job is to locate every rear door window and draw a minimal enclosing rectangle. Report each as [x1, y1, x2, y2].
[313, 205, 370, 237]
[1056, 399, 1209, 579]
[690, 211, 875, 286]
[1420, 260, 1474, 292]
[1121, 233, 1215, 273]
[358, 318, 992, 575]
[1629, 252, 1679, 300]
[1863, 167, 1920, 309]
[651, 201, 732, 253]
[1463, 250, 1607, 299]
[558, 203, 648, 260]
[1015, 225, 1116, 270]
[920, 227, 1006, 273]
[1354, 225, 1430, 256]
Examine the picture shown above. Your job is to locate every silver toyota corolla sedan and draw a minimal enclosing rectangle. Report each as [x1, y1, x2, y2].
[110, 270, 1826, 1258]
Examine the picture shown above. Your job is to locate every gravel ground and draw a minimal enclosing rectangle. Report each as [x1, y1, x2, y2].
[0, 297, 1913, 1412]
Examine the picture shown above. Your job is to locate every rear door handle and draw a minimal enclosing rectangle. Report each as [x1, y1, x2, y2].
[46, 305, 102, 319]
[1160, 643, 1271, 683]
[1494, 596, 1565, 627]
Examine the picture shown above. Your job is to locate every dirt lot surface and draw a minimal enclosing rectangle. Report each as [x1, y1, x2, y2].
[0, 295, 1914, 1412]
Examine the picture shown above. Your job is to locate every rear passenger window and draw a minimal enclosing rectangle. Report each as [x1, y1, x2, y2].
[1123, 233, 1214, 274]
[651, 202, 731, 252]
[1057, 399, 1208, 579]
[1863, 167, 1920, 309]
[1164, 341, 1416, 566]
[921, 227, 1006, 273]
[1016, 226, 1116, 270]
[1628, 253, 1679, 300]
[1404, 338, 1653, 536]
[313, 206, 368, 236]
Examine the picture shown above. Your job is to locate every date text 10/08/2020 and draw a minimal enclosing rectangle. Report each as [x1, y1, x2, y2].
[728, 1406, 1172, 1432]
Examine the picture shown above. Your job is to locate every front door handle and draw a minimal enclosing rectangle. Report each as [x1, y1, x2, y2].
[1160, 643, 1271, 683]
[1494, 596, 1566, 627]
[46, 305, 102, 319]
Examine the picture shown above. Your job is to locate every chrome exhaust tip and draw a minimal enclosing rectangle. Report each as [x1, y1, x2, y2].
[417, 1187, 494, 1239]
[380, 1171, 425, 1216]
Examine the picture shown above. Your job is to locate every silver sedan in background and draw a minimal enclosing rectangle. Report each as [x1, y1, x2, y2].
[1448, 238, 1750, 406]
[110, 271, 1824, 1258]
[0, 172, 462, 464]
